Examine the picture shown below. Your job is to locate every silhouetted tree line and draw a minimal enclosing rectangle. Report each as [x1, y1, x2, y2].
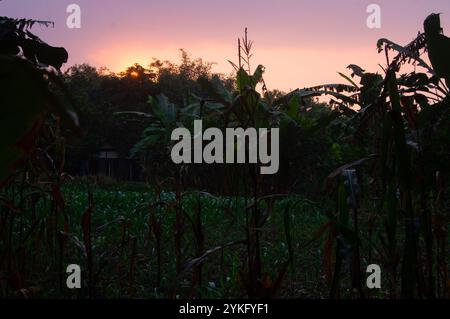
[62, 50, 234, 175]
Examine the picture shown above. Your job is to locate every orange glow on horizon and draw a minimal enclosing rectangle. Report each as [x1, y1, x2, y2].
[88, 42, 388, 91]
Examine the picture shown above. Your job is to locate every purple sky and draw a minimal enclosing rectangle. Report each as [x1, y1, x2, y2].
[2, 0, 450, 90]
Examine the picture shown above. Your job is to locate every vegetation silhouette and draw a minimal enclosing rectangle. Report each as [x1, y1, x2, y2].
[424, 13, 450, 88]
[0, 14, 448, 299]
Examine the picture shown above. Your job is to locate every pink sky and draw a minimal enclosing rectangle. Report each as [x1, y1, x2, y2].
[2, 0, 450, 91]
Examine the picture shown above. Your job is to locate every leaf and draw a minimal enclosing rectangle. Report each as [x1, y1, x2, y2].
[287, 95, 300, 118]
[265, 261, 290, 298]
[283, 203, 294, 273]
[18, 286, 41, 299]
[302, 221, 333, 249]
[289, 87, 360, 106]
[51, 184, 65, 211]
[0, 56, 48, 186]
[81, 192, 94, 257]
[95, 216, 125, 235]
[383, 181, 398, 258]
[327, 154, 378, 180]
[198, 75, 232, 104]
[377, 36, 433, 73]
[114, 111, 152, 118]
[0, 195, 20, 213]
[183, 240, 246, 271]
[323, 227, 335, 285]
[338, 178, 350, 228]
[387, 71, 411, 188]
[0, 52, 78, 187]
[236, 68, 252, 92]
[347, 64, 366, 78]
[59, 231, 87, 257]
[338, 72, 359, 89]
[252, 65, 265, 85]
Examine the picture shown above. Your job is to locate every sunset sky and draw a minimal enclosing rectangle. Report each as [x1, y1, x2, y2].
[2, 0, 450, 91]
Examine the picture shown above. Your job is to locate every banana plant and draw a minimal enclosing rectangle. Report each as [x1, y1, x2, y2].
[0, 17, 78, 187]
